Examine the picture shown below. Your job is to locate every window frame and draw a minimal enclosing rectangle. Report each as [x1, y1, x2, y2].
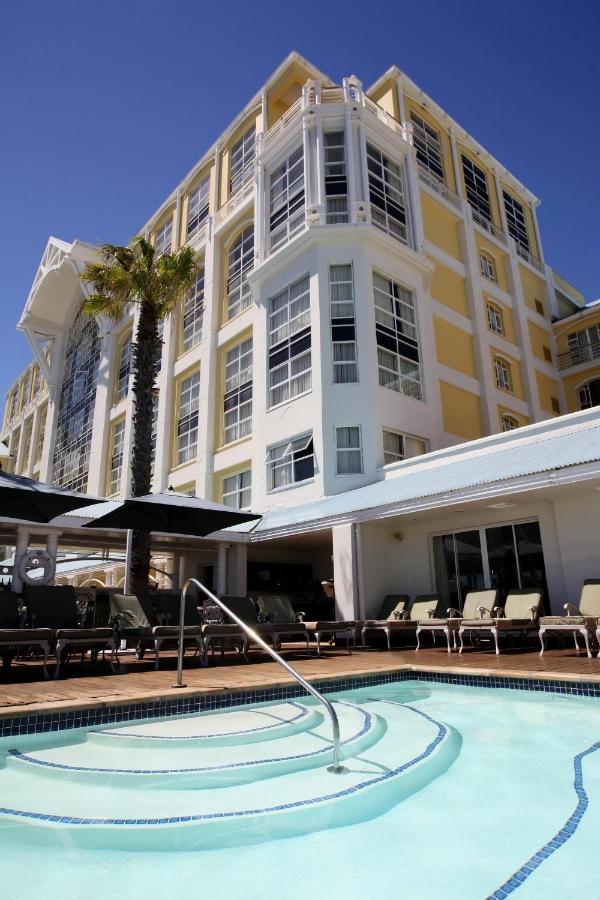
[382, 428, 428, 466]
[154, 216, 173, 257]
[269, 144, 305, 252]
[267, 274, 312, 408]
[367, 143, 408, 243]
[107, 416, 126, 496]
[329, 263, 358, 384]
[373, 271, 422, 400]
[175, 369, 201, 467]
[324, 130, 348, 224]
[222, 468, 252, 511]
[335, 426, 363, 475]
[187, 175, 210, 241]
[494, 356, 513, 393]
[181, 269, 205, 353]
[410, 112, 444, 181]
[114, 332, 132, 405]
[486, 301, 505, 336]
[229, 125, 256, 195]
[500, 413, 519, 432]
[462, 155, 492, 222]
[480, 251, 497, 283]
[502, 191, 530, 252]
[266, 433, 315, 492]
[223, 336, 253, 445]
[226, 225, 254, 321]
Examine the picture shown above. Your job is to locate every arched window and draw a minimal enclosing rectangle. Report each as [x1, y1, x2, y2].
[226, 226, 253, 320]
[480, 250, 497, 282]
[500, 413, 519, 432]
[494, 356, 513, 393]
[579, 378, 600, 410]
[486, 302, 504, 336]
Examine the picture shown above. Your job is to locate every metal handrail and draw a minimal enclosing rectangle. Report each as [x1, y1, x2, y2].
[173, 577, 344, 772]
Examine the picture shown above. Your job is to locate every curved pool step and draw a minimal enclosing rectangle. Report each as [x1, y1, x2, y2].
[7, 702, 379, 789]
[0, 701, 461, 850]
[90, 701, 324, 748]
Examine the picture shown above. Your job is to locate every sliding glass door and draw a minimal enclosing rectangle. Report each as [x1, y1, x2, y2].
[433, 520, 547, 609]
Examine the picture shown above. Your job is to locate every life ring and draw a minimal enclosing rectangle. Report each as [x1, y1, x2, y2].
[18, 550, 56, 586]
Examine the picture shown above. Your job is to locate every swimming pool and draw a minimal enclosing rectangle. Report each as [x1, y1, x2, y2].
[1, 676, 598, 899]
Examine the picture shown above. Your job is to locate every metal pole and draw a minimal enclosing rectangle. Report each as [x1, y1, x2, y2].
[124, 529, 133, 594]
[172, 577, 344, 772]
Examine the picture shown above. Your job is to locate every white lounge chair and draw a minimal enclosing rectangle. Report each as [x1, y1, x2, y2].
[458, 589, 542, 655]
[538, 579, 600, 659]
[416, 589, 498, 653]
[363, 595, 440, 650]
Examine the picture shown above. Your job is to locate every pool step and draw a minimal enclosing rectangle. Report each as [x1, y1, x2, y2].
[7, 702, 377, 788]
[0, 701, 460, 851]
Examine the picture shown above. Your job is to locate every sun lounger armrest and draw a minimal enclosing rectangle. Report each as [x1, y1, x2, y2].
[493, 606, 505, 618]
[564, 603, 580, 616]
[446, 607, 462, 618]
[478, 606, 491, 619]
[295, 612, 306, 622]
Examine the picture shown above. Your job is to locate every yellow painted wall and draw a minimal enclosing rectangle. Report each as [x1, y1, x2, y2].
[421, 192, 462, 260]
[370, 79, 398, 119]
[457, 145, 501, 227]
[528, 321, 553, 365]
[405, 98, 457, 192]
[433, 317, 477, 377]
[266, 60, 314, 129]
[490, 347, 524, 400]
[535, 371, 561, 416]
[500, 184, 539, 258]
[553, 271, 584, 308]
[474, 235, 508, 292]
[560, 368, 600, 413]
[430, 263, 469, 317]
[440, 381, 483, 440]
[519, 266, 547, 316]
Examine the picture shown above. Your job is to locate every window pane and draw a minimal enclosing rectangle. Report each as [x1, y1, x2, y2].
[514, 522, 547, 593]
[485, 526, 519, 600]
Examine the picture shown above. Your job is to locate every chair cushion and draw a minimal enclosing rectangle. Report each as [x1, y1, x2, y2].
[202, 624, 244, 636]
[305, 621, 354, 631]
[387, 620, 419, 629]
[539, 616, 596, 627]
[152, 625, 202, 637]
[270, 623, 308, 635]
[420, 618, 454, 627]
[0, 628, 53, 643]
[461, 618, 536, 629]
[55, 628, 114, 641]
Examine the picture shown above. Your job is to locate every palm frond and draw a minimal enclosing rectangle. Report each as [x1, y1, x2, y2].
[80, 294, 125, 321]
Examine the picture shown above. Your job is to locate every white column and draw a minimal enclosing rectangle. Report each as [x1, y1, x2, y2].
[332, 523, 359, 620]
[27, 404, 43, 478]
[87, 322, 116, 495]
[215, 543, 229, 596]
[227, 543, 247, 596]
[39, 330, 66, 482]
[153, 312, 177, 492]
[46, 532, 60, 584]
[11, 527, 30, 594]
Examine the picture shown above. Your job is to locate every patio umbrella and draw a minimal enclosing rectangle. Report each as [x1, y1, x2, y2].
[0, 471, 105, 523]
[80, 490, 261, 536]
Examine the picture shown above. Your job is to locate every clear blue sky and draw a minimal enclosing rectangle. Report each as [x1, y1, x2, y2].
[1, 0, 598, 400]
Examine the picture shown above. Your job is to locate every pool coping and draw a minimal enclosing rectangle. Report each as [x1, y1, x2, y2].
[2, 662, 600, 737]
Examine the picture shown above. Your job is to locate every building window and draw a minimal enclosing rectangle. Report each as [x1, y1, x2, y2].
[107, 418, 126, 495]
[500, 413, 519, 432]
[154, 217, 173, 257]
[52, 310, 100, 491]
[551, 396, 560, 414]
[462, 155, 491, 222]
[223, 337, 253, 445]
[176, 371, 200, 465]
[182, 270, 204, 352]
[329, 264, 358, 384]
[480, 251, 497, 282]
[187, 176, 210, 240]
[269, 145, 305, 252]
[268, 274, 311, 407]
[226, 227, 253, 320]
[7, 389, 18, 424]
[20, 417, 33, 474]
[35, 403, 47, 465]
[410, 112, 444, 181]
[579, 379, 600, 410]
[335, 426, 363, 474]
[31, 365, 40, 400]
[230, 126, 255, 194]
[494, 356, 513, 393]
[503, 192, 529, 252]
[19, 370, 31, 412]
[543, 346, 553, 363]
[486, 302, 504, 336]
[324, 131, 348, 224]
[222, 469, 251, 510]
[114, 335, 131, 404]
[373, 272, 422, 400]
[367, 144, 408, 243]
[534, 299, 544, 316]
[383, 429, 428, 465]
[150, 392, 159, 480]
[267, 434, 314, 491]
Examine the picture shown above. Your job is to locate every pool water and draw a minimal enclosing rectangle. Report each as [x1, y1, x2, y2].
[1, 680, 599, 899]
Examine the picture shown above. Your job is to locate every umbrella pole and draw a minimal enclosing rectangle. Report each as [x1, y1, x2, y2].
[124, 530, 133, 594]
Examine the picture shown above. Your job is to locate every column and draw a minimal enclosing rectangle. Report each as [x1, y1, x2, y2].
[11, 527, 30, 594]
[227, 543, 247, 596]
[87, 322, 116, 495]
[332, 523, 360, 620]
[153, 311, 177, 492]
[215, 543, 229, 597]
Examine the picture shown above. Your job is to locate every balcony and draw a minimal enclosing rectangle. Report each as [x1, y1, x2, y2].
[515, 242, 544, 273]
[557, 341, 600, 371]
[417, 164, 462, 210]
[471, 208, 508, 246]
[215, 176, 254, 227]
[186, 219, 209, 252]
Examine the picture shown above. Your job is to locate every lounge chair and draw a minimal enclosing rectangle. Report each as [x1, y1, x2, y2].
[363, 595, 441, 649]
[416, 590, 499, 653]
[219, 595, 311, 653]
[537, 579, 600, 658]
[24, 584, 118, 678]
[0, 590, 52, 678]
[360, 595, 410, 648]
[109, 592, 205, 669]
[458, 589, 542, 655]
[256, 593, 352, 657]
[255, 594, 311, 652]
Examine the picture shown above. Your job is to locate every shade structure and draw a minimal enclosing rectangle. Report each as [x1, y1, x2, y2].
[0, 472, 105, 523]
[81, 491, 261, 536]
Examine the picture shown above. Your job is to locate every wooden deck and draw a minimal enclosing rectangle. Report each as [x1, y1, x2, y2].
[2, 643, 600, 717]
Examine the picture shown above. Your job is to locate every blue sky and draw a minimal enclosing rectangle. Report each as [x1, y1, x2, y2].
[1, 0, 598, 400]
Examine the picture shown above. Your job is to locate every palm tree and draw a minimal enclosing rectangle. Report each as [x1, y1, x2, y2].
[81, 237, 198, 592]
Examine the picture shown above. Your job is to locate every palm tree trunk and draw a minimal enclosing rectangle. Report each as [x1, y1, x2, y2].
[129, 300, 162, 593]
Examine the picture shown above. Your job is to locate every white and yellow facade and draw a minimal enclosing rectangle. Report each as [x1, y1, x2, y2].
[1, 51, 591, 530]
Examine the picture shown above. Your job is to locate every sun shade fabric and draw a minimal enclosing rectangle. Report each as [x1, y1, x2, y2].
[0, 472, 104, 523]
[82, 491, 260, 536]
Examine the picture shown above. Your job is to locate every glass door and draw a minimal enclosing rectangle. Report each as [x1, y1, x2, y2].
[433, 530, 485, 610]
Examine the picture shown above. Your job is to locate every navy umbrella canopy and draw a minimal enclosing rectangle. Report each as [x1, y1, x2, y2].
[0, 472, 105, 523]
[81, 491, 261, 536]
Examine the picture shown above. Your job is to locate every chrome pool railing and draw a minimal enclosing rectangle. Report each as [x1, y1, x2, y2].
[173, 577, 344, 772]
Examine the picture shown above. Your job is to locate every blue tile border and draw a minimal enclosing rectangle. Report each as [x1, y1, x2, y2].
[488, 737, 600, 897]
[1, 668, 600, 738]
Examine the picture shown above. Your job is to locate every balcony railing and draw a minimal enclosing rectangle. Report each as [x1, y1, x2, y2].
[215, 176, 254, 226]
[515, 242, 544, 272]
[186, 219, 209, 251]
[417, 164, 462, 210]
[557, 341, 600, 370]
[263, 97, 303, 150]
[471, 208, 508, 245]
